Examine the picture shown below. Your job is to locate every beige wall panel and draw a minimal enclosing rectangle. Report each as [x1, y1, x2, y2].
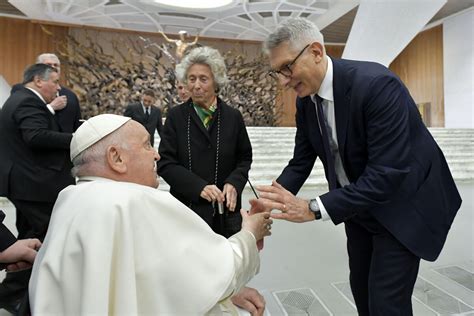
[1, 17, 444, 127]
[390, 25, 444, 127]
[0, 17, 68, 86]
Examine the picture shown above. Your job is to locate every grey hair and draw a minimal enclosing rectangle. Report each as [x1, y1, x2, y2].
[22, 63, 57, 85]
[71, 123, 130, 178]
[175, 46, 228, 92]
[36, 53, 60, 65]
[264, 18, 325, 53]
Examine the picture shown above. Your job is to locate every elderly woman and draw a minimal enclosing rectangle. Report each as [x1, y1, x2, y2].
[158, 46, 252, 238]
[158, 46, 264, 315]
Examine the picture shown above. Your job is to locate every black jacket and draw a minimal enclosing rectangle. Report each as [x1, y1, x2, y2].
[0, 87, 74, 202]
[124, 103, 162, 146]
[0, 210, 16, 270]
[12, 84, 82, 133]
[0, 210, 16, 253]
[158, 99, 252, 229]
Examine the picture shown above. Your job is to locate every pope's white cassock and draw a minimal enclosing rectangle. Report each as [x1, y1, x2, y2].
[29, 177, 260, 315]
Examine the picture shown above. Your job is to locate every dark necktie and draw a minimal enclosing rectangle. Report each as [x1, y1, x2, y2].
[145, 107, 150, 121]
[315, 95, 337, 190]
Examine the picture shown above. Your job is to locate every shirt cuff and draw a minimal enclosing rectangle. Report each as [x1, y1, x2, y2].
[46, 104, 55, 114]
[316, 196, 331, 221]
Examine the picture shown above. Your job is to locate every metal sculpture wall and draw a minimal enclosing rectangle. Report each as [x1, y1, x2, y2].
[57, 30, 281, 126]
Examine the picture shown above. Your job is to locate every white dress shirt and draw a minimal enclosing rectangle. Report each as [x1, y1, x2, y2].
[26, 87, 55, 114]
[142, 103, 151, 115]
[310, 56, 350, 221]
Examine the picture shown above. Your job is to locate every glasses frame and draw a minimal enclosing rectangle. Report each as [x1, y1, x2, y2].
[268, 44, 310, 80]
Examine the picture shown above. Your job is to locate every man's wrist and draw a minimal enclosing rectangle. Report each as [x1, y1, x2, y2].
[308, 199, 322, 220]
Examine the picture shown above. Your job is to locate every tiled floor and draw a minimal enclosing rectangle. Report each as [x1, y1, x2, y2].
[434, 266, 474, 291]
[1, 182, 472, 315]
[413, 277, 472, 315]
[246, 182, 473, 315]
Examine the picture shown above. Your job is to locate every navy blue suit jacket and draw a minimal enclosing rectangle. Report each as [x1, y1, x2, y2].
[277, 58, 461, 261]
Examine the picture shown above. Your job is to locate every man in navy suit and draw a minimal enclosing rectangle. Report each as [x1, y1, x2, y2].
[124, 89, 162, 147]
[253, 18, 461, 315]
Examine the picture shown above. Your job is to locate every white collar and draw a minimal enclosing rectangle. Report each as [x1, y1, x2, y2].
[25, 87, 47, 104]
[77, 176, 115, 184]
[142, 103, 151, 112]
[312, 56, 334, 102]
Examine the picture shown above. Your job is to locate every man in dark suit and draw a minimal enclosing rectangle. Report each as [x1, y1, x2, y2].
[11, 53, 82, 133]
[0, 63, 75, 311]
[252, 18, 462, 315]
[124, 89, 162, 147]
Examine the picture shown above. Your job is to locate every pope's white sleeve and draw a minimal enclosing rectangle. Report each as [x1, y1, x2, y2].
[218, 230, 260, 300]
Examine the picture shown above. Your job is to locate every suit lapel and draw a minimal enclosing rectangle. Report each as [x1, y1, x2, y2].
[332, 59, 350, 160]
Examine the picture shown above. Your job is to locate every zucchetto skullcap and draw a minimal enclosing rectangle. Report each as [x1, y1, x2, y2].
[70, 114, 130, 160]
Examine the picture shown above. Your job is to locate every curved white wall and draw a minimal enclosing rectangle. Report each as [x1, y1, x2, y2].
[443, 8, 474, 128]
[0, 75, 11, 108]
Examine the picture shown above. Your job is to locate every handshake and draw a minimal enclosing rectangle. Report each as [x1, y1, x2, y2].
[242, 180, 318, 250]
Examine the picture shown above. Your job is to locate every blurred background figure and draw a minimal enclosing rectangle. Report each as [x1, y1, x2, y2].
[176, 80, 190, 103]
[124, 89, 162, 147]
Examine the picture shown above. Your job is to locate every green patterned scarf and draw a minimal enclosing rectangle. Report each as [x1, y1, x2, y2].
[193, 101, 217, 129]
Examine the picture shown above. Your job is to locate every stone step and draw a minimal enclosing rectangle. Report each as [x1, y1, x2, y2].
[248, 136, 474, 143]
[249, 135, 474, 140]
[161, 127, 473, 190]
[254, 147, 474, 156]
[251, 152, 474, 160]
[247, 127, 474, 133]
[245, 127, 474, 184]
[247, 129, 474, 139]
[249, 136, 474, 142]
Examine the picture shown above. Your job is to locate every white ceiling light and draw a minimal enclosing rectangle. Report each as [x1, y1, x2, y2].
[151, 0, 235, 10]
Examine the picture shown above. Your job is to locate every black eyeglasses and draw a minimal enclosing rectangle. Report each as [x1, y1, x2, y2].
[268, 44, 309, 80]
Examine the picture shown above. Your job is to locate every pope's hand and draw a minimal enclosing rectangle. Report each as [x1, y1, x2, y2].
[232, 286, 265, 316]
[240, 209, 272, 242]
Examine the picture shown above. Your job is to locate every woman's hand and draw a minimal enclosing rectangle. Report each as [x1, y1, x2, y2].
[200, 185, 225, 203]
[223, 183, 237, 211]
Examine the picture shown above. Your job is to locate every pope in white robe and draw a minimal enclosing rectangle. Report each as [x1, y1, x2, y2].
[29, 114, 270, 315]
[29, 177, 260, 315]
